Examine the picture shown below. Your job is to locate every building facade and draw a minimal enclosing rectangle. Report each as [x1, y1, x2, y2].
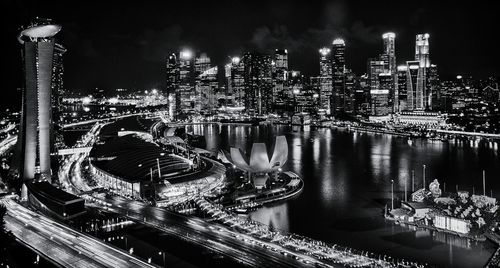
[18, 19, 63, 181]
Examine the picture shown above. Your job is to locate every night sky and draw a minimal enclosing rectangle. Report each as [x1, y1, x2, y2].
[3, 0, 499, 110]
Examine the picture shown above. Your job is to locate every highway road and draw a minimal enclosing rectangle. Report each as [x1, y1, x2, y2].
[86, 195, 321, 268]
[1, 198, 156, 268]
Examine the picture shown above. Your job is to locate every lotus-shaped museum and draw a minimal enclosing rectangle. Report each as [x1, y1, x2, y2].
[226, 136, 288, 188]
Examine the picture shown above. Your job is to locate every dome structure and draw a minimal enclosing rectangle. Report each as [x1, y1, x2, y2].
[227, 136, 288, 173]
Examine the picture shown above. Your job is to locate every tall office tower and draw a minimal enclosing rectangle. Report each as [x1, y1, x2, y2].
[370, 73, 391, 116]
[17, 19, 62, 181]
[166, 53, 179, 93]
[415, 34, 430, 110]
[176, 50, 195, 115]
[273, 49, 289, 113]
[406, 61, 425, 110]
[196, 66, 218, 114]
[242, 52, 273, 115]
[368, 59, 385, 91]
[344, 70, 356, 113]
[50, 42, 66, 159]
[229, 57, 245, 107]
[331, 38, 346, 114]
[295, 79, 319, 114]
[318, 47, 332, 114]
[382, 32, 397, 112]
[288, 71, 304, 113]
[427, 64, 440, 110]
[382, 32, 396, 74]
[354, 74, 368, 115]
[415, 34, 430, 68]
[194, 53, 213, 112]
[396, 65, 408, 111]
[195, 53, 211, 74]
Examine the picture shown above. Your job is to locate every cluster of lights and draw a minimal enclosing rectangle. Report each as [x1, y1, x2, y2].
[319, 47, 331, 56]
[180, 50, 192, 60]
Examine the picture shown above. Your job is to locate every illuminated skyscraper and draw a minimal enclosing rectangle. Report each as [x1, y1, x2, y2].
[382, 32, 396, 74]
[176, 50, 195, 115]
[406, 61, 425, 110]
[273, 49, 289, 112]
[415, 34, 430, 68]
[318, 47, 332, 114]
[243, 52, 273, 115]
[414, 33, 431, 110]
[17, 19, 62, 181]
[396, 65, 408, 111]
[229, 57, 245, 107]
[331, 38, 346, 113]
[370, 73, 391, 116]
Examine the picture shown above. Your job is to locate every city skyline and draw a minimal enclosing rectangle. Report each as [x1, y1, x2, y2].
[4, 1, 499, 104]
[1, 3, 500, 268]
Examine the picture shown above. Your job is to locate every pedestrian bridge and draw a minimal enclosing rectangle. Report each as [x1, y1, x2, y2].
[57, 147, 92, 155]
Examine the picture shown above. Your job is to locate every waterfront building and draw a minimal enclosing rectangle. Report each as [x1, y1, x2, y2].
[370, 73, 391, 116]
[434, 215, 470, 234]
[17, 18, 63, 181]
[243, 52, 273, 115]
[394, 111, 447, 126]
[288, 71, 305, 113]
[273, 49, 289, 113]
[226, 136, 288, 189]
[295, 80, 319, 114]
[318, 47, 332, 114]
[331, 38, 346, 114]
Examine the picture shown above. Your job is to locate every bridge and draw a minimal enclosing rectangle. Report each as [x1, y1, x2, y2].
[57, 146, 92, 155]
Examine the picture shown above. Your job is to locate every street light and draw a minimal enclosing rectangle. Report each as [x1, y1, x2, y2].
[391, 180, 394, 211]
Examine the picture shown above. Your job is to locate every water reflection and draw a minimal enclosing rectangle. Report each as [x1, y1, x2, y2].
[195, 124, 499, 267]
[249, 202, 289, 232]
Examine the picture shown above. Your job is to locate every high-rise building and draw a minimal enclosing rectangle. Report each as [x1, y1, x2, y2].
[318, 47, 332, 114]
[176, 50, 195, 115]
[331, 39, 346, 114]
[196, 66, 218, 114]
[194, 53, 213, 113]
[368, 59, 385, 91]
[242, 52, 273, 115]
[344, 70, 356, 113]
[381, 32, 397, 112]
[166, 53, 179, 93]
[229, 57, 245, 107]
[396, 65, 408, 112]
[382, 32, 396, 74]
[370, 73, 391, 116]
[273, 49, 289, 113]
[17, 19, 62, 181]
[415, 34, 430, 68]
[426, 64, 440, 110]
[406, 60, 425, 110]
[415, 34, 431, 110]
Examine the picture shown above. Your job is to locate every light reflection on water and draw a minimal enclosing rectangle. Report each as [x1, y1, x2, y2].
[187, 124, 500, 267]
